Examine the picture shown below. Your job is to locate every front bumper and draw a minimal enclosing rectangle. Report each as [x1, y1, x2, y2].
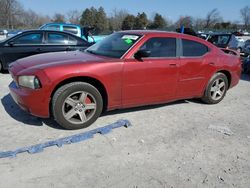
[9, 81, 50, 118]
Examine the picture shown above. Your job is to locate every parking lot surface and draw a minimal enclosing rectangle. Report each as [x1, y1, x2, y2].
[0, 73, 249, 188]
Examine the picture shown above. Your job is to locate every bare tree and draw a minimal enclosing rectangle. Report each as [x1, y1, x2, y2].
[205, 8, 222, 28]
[0, 0, 24, 29]
[67, 10, 81, 24]
[193, 18, 205, 30]
[109, 8, 128, 31]
[52, 13, 65, 23]
[19, 9, 51, 28]
[240, 6, 250, 29]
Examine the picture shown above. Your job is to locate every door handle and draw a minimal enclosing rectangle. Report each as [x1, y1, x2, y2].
[169, 63, 177, 67]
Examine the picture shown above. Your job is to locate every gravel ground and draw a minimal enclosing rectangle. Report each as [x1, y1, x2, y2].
[0, 72, 249, 188]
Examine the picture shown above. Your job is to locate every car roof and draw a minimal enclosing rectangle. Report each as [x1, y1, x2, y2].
[5, 29, 87, 42]
[18, 29, 80, 37]
[119, 30, 176, 35]
[41, 23, 81, 27]
[117, 30, 209, 44]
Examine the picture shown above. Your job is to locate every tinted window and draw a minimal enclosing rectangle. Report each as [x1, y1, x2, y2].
[63, 26, 78, 35]
[47, 33, 73, 45]
[14, 33, 43, 44]
[139, 37, 176, 57]
[182, 39, 208, 57]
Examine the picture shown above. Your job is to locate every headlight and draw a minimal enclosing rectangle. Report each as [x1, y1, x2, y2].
[18, 76, 41, 89]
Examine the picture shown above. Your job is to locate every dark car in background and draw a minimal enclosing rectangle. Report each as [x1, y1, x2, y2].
[0, 30, 92, 71]
[206, 33, 239, 51]
[242, 56, 250, 74]
[242, 39, 250, 56]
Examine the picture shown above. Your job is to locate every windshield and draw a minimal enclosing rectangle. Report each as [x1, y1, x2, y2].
[86, 33, 142, 58]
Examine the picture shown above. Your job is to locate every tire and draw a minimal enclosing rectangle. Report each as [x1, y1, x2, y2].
[201, 73, 228, 104]
[52, 82, 103, 130]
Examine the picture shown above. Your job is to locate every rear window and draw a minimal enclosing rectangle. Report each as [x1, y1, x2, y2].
[182, 39, 208, 57]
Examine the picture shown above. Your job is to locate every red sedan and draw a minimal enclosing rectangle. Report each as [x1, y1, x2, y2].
[9, 31, 241, 129]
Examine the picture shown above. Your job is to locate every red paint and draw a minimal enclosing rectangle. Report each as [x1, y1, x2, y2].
[9, 31, 241, 118]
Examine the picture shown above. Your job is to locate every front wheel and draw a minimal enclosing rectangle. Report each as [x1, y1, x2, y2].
[201, 73, 228, 104]
[52, 82, 103, 130]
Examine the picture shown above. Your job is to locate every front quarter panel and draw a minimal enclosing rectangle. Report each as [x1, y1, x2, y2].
[43, 61, 124, 110]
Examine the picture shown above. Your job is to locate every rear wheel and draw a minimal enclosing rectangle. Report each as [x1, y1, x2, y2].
[201, 73, 228, 104]
[52, 82, 103, 130]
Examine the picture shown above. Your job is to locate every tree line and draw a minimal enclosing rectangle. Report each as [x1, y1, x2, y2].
[0, 0, 249, 34]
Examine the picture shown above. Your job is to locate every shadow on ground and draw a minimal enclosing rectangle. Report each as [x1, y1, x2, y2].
[0, 70, 9, 74]
[1, 94, 63, 129]
[2, 93, 191, 129]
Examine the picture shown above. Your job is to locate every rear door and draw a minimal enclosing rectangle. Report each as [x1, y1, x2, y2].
[177, 38, 210, 98]
[2, 32, 44, 65]
[44, 31, 82, 53]
[123, 37, 179, 107]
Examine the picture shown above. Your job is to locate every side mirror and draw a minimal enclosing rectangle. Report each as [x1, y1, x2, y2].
[134, 50, 151, 60]
[7, 41, 14, 46]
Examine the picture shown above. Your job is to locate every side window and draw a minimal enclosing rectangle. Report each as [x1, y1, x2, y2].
[14, 33, 43, 44]
[139, 37, 176, 57]
[63, 26, 78, 35]
[47, 33, 69, 44]
[182, 39, 208, 57]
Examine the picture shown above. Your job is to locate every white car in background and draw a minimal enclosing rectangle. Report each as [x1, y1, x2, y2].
[0, 30, 8, 41]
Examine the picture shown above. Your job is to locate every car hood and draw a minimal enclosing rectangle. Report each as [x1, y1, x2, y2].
[15, 50, 110, 69]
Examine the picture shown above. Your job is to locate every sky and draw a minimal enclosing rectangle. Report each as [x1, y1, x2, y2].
[19, 0, 250, 23]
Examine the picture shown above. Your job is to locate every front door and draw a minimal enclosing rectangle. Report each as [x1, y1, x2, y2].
[3, 32, 44, 66]
[122, 37, 179, 107]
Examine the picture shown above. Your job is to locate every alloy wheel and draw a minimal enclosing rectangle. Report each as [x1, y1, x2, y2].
[210, 78, 226, 101]
[62, 91, 97, 124]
